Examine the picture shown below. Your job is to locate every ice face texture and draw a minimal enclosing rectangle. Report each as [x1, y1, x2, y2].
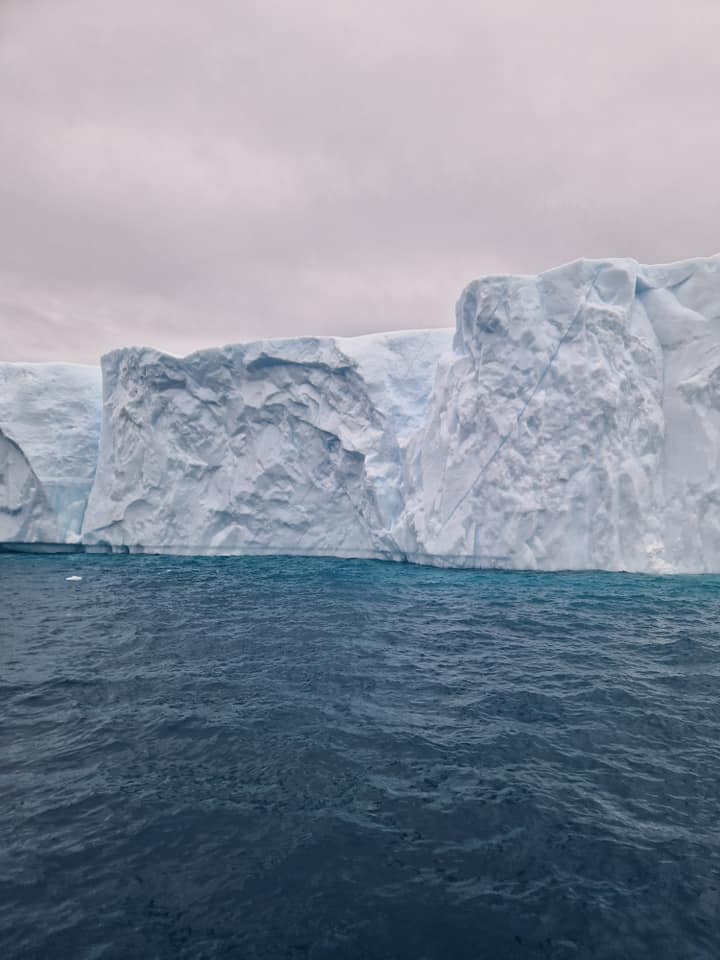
[0, 363, 102, 541]
[403, 256, 720, 572]
[4, 256, 720, 571]
[81, 330, 453, 557]
[0, 426, 58, 542]
[405, 259, 667, 570]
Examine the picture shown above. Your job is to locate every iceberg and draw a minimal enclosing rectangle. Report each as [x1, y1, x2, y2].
[0, 426, 58, 543]
[402, 255, 720, 572]
[0, 363, 102, 541]
[81, 330, 453, 557]
[3, 255, 720, 572]
[404, 258, 666, 570]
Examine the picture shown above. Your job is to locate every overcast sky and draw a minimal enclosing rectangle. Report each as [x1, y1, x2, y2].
[1, 0, 719, 363]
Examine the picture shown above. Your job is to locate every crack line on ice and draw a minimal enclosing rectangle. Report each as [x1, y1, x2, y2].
[443, 266, 602, 526]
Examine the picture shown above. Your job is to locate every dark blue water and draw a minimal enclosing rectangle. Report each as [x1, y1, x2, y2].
[1, 555, 720, 959]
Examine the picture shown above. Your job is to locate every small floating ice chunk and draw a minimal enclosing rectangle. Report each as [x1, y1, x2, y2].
[65, 575, 83, 581]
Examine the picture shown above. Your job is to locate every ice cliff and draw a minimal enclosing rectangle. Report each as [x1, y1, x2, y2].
[3, 255, 720, 572]
[402, 255, 720, 572]
[0, 363, 102, 541]
[0, 426, 58, 542]
[81, 330, 453, 557]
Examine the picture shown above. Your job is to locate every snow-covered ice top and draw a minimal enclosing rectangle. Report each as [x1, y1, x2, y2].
[3, 255, 720, 572]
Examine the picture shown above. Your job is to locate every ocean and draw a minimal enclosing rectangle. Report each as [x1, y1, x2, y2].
[1, 554, 719, 958]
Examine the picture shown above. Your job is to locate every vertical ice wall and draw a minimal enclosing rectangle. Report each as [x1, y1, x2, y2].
[81, 331, 454, 556]
[0, 426, 58, 542]
[637, 257, 720, 570]
[404, 256, 720, 572]
[404, 259, 667, 569]
[0, 363, 102, 541]
[3, 256, 720, 571]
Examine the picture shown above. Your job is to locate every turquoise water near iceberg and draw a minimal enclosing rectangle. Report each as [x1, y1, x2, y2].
[1, 554, 719, 958]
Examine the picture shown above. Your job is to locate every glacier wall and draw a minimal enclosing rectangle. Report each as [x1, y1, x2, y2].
[0, 363, 102, 542]
[3, 255, 720, 572]
[404, 259, 666, 570]
[81, 330, 453, 557]
[0, 426, 59, 543]
[401, 255, 720, 572]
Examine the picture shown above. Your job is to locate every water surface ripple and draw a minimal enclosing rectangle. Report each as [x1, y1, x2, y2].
[1, 555, 719, 958]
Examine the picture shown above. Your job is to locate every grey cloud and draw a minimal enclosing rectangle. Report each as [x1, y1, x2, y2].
[1, 0, 719, 361]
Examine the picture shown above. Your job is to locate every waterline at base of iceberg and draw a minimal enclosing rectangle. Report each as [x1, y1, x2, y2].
[3, 256, 720, 572]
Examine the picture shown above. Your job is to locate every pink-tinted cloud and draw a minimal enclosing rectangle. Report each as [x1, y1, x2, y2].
[1, 0, 719, 361]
